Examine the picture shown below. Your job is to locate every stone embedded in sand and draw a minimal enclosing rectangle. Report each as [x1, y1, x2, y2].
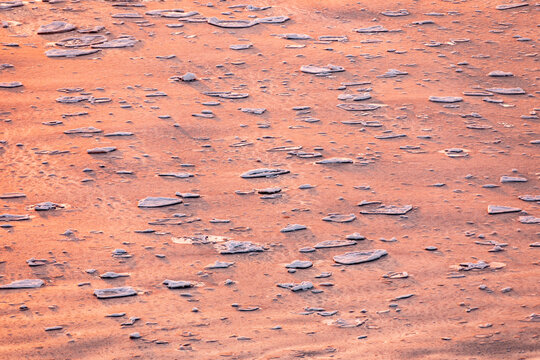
[495, 3, 528, 10]
[337, 103, 381, 111]
[346, 233, 365, 240]
[354, 25, 388, 33]
[458, 261, 489, 271]
[34, 202, 62, 211]
[64, 127, 102, 134]
[104, 131, 133, 137]
[230, 44, 253, 50]
[277, 281, 313, 292]
[205, 261, 234, 269]
[501, 176, 527, 183]
[360, 205, 413, 215]
[203, 91, 249, 99]
[258, 187, 281, 194]
[314, 240, 356, 249]
[257, 16, 290, 24]
[280, 224, 307, 233]
[0, 279, 44, 289]
[315, 158, 353, 164]
[77, 25, 105, 33]
[38, 21, 76, 35]
[443, 148, 469, 158]
[300, 64, 344, 74]
[285, 260, 313, 269]
[241, 168, 289, 178]
[100, 272, 129, 279]
[333, 249, 388, 265]
[488, 70, 513, 77]
[207, 17, 257, 28]
[487, 205, 521, 215]
[218, 241, 264, 254]
[92, 38, 136, 48]
[94, 287, 137, 299]
[163, 280, 194, 289]
[377, 69, 408, 78]
[375, 133, 406, 140]
[486, 87, 525, 95]
[381, 9, 409, 16]
[161, 11, 199, 18]
[280, 33, 312, 40]
[45, 49, 100, 58]
[429, 96, 463, 103]
[0, 81, 22, 88]
[87, 147, 116, 154]
[111, 13, 143, 18]
[56, 95, 91, 103]
[322, 213, 356, 223]
[519, 195, 540, 202]
[56, 35, 107, 48]
[383, 271, 409, 279]
[158, 172, 193, 179]
[0, 192, 25, 199]
[241, 108, 266, 115]
[0, 1, 23, 10]
[138, 197, 182, 208]
[0, 214, 29, 221]
[519, 216, 540, 224]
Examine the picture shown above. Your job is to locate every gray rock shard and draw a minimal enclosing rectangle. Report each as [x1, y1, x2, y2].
[322, 214, 356, 223]
[38, 21, 76, 35]
[163, 280, 194, 289]
[45, 49, 100, 58]
[218, 240, 264, 254]
[87, 147, 116, 154]
[337, 103, 381, 111]
[0, 214, 30, 221]
[333, 249, 388, 265]
[0, 81, 22, 88]
[285, 260, 313, 269]
[300, 64, 344, 74]
[487, 205, 522, 214]
[280, 224, 307, 233]
[0, 279, 44, 289]
[138, 197, 182, 208]
[241, 168, 290, 178]
[429, 96, 463, 103]
[314, 240, 356, 249]
[94, 287, 137, 299]
[360, 205, 413, 215]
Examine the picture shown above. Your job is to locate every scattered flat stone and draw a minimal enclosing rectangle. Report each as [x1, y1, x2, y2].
[241, 108, 266, 115]
[383, 271, 409, 279]
[280, 224, 307, 233]
[0, 192, 26, 199]
[518, 195, 540, 202]
[45, 49, 100, 58]
[0, 81, 22, 88]
[280, 33, 312, 40]
[163, 280, 194, 289]
[322, 213, 356, 222]
[87, 147, 116, 154]
[488, 70, 513, 77]
[458, 261, 489, 271]
[230, 44, 253, 50]
[519, 216, 540, 224]
[56, 35, 107, 47]
[360, 205, 413, 215]
[205, 261, 234, 269]
[300, 64, 344, 74]
[207, 17, 257, 28]
[501, 176, 527, 183]
[0, 214, 30, 221]
[346, 233, 365, 240]
[138, 197, 182, 208]
[429, 96, 463, 103]
[354, 25, 388, 33]
[381, 9, 409, 16]
[318, 35, 348, 41]
[496, 3, 529, 10]
[0, 1, 23, 10]
[277, 281, 313, 292]
[64, 127, 102, 134]
[285, 260, 313, 269]
[218, 241, 264, 254]
[203, 91, 249, 99]
[314, 240, 356, 249]
[104, 132, 133, 137]
[100, 272, 130, 279]
[111, 13, 143, 18]
[34, 201, 62, 211]
[333, 249, 388, 265]
[486, 87, 525, 95]
[38, 21, 76, 35]
[94, 287, 137, 299]
[241, 168, 290, 178]
[337, 103, 381, 111]
[315, 158, 353, 164]
[378, 69, 408, 78]
[92, 38, 136, 48]
[158, 172, 193, 178]
[0, 279, 44, 289]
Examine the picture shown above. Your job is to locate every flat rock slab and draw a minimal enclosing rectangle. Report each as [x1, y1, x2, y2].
[163, 280, 194, 289]
[277, 281, 313, 292]
[337, 103, 381, 111]
[496, 2, 528, 10]
[87, 147, 116, 154]
[207, 17, 257, 28]
[241, 168, 290, 178]
[281, 224, 307, 233]
[230, 44, 253, 50]
[94, 287, 137, 299]
[486, 87, 525, 95]
[0, 214, 30, 221]
[92, 38, 136, 48]
[314, 240, 356, 249]
[381, 9, 409, 16]
[300, 64, 344, 74]
[205, 261, 234, 269]
[487, 205, 522, 214]
[360, 205, 413, 215]
[315, 158, 353, 164]
[0, 192, 26, 199]
[64, 127, 102, 134]
[0, 81, 22, 88]
[100, 272, 130, 279]
[501, 176, 527, 183]
[218, 240, 264, 254]
[519, 216, 540, 224]
[333, 249, 388, 265]
[56, 35, 107, 48]
[45, 49, 100, 58]
[38, 21, 76, 34]
[488, 70, 513, 77]
[0, 279, 44, 289]
[158, 172, 193, 178]
[354, 25, 388, 33]
[429, 96, 463, 103]
[322, 214, 356, 223]
[138, 197, 182, 208]
[519, 195, 540, 202]
[285, 260, 313, 269]
[0, 1, 23, 10]
[203, 91, 249, 99]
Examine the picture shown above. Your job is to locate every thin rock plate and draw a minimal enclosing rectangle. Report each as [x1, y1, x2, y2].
[333, 249, 388, 265]
[94, 287, 137, 299]
[138, 197, 182, 208]
[0, 279, 44, 289]
[45, 49, 100, 58]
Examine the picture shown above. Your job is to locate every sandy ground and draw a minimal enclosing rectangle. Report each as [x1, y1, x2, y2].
[0, 0, 539, 359]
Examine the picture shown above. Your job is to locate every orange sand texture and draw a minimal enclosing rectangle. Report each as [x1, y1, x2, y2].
[0, 0, 539, 359]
